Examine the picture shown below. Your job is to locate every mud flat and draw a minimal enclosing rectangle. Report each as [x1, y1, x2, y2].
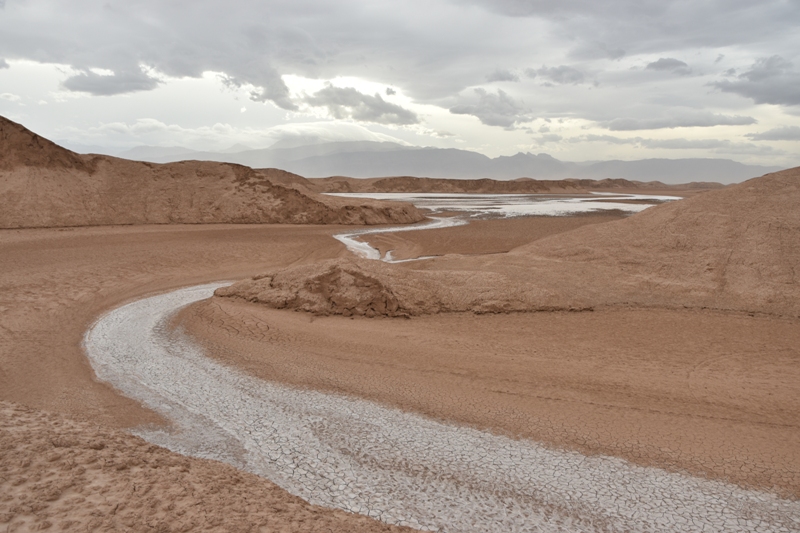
[85, 284, 800, 533]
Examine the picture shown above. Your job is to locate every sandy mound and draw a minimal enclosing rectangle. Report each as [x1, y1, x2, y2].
[0, 401, 415, 532]
[0, 116, 424, 228]
[220, 168, 799, 318]
[513, 167, 800, 316]
[215, 257, 578, 317]
[218, 261, 412, 317]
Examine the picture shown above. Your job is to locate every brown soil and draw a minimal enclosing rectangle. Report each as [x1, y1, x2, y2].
[0, 116, 424, 228]
[201, 168, 800, 497]
[363, 213, 626, 261]
[222, 168, 800, 318]
[0, 222, 428, 531]
[0, 401, 414, 533]
[0, 224, 349, 427]
[177, 299, 800, 498]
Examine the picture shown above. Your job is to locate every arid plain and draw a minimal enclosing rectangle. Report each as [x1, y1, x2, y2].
[1, 115, 798, 531]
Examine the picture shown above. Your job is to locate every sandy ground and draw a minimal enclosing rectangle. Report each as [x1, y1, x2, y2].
[363, 213, 626, 260]
[0, 224, 351, 428]
[181, 264, 800, 499]
[0, 401, 415, 533]
[2, 207, 798, 528]
[0, 224, 433, 531]
[190, 171, 800, 500]
[82, 287, 800, 532]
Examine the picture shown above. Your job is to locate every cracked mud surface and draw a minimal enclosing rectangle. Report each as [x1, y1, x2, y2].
[180, 296, 800, 499]
[85, 284, 800, 532]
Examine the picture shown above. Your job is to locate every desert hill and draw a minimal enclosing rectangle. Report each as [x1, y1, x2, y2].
[218, 167, 800, 318]
[309, 175, 723, 194]
[514, 166, 800, 316]
[0, 116, 424, 228]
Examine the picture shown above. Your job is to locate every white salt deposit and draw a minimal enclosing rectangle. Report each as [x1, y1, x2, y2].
[84, 283, 800, 533]
[326, 191, 680, 217]
[333, 216, 467, 261]
[329, 192, 679, 261]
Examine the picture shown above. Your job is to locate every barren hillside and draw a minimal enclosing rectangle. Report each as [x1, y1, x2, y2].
[219, 168, 800, 318]
[0, 116, 424, 228]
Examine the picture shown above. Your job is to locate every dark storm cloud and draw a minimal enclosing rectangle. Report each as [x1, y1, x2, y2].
[449, 88, 532, 128]
[646, 58, 691, 75]
[61, 69, 160, 96]
[486, 69, 519, 83]
[745, 126, 800, 141]
[603, 113, 756, 131]
[303, 85, 419, 125]
[712, 56, 800, 106]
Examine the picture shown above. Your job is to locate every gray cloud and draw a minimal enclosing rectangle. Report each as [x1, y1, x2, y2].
[568, 42, 625, 60]
[712, 56, 800, 106]
[745, 126, 800, 141]
[449, 88, 532, 128]
[386, 88, 396, 95]
[603, 113, 757, 131]
[0, 0, 797, 111]
[534, 65, 585, 84]
[460, 1, 800, 52]
[61, 69, 161, 96]
[248, 84, 298, 111]
[486, 69, 519, 82]
[646, 58, 691, 75]
[303, 85, 419, 125]
[0, 58, 8, 69]
[0, 0, 798, 166]
[534, 133, 563, 144]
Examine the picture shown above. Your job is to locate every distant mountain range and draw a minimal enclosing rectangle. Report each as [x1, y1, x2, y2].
[112, 140, 782, 184]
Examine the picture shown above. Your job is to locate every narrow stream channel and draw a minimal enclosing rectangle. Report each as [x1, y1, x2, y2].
[84, 284, 800, 533]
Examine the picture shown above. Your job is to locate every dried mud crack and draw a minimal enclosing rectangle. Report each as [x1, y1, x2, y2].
[83, 283, 800, 533]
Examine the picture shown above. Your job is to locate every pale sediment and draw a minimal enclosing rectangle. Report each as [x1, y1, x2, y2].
[84, 284, 800, 533]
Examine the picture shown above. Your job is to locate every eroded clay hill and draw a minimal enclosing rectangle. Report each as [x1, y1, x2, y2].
[219, 168, 800, 318]
[0, 116, 423, 228]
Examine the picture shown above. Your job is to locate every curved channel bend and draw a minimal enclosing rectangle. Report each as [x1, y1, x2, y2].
[84, 284, 800, 533]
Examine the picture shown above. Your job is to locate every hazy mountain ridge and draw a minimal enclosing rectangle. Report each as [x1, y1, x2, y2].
[113, 140, 781, 184]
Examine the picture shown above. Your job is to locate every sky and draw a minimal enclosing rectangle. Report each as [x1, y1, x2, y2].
[0, 0, 799, 166]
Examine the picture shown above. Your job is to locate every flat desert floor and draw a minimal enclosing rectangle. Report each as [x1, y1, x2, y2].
[1, 214, 798, 530]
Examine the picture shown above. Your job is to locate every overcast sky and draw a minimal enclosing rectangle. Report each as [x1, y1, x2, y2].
[1, 0, 799, 166]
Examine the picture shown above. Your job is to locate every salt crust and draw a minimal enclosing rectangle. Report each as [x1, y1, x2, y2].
[85, 284, 800, 533]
